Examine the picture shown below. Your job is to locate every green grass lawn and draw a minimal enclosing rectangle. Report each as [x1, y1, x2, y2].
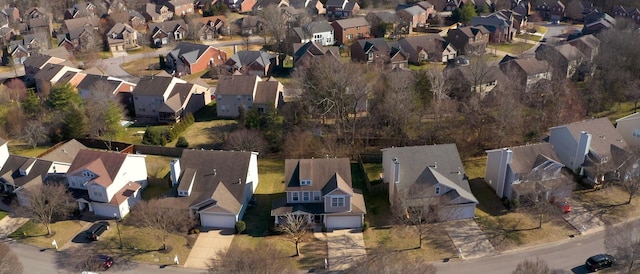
[362, 163, 383, 183]
[10, 220, 90, 249]
[594, 101, 637, 122]
[463, 156, 487, 180]
[94, 223, 193, 266]
[517, 33, 543, 42]
[0, 211, 7, 221]
[8, 143, 49, 157]
[489, 42, 536, 55]
[535, 25, 548, 35]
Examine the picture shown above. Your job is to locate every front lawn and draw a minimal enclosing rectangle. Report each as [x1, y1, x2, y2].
[517, 33, 543, 42]
[94, 223, 193, 266]
[10, 220, 89, 249]
[0, 211, 8, 221]
[489, 42, 536, 55]
[362, 163, 382, 183]
[572, 186, 640, 225]
[121, 56, 162, 77]
[230, 233, 328, 270]
[363, 224, 458, 262]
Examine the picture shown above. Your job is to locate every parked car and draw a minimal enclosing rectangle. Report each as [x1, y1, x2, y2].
[86, 254, 114, 271]
[84, 221, 109, 241]
[553, 199, 571, 213]
[585, 254, 615, 271]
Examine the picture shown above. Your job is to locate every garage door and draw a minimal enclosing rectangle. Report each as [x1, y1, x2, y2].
[200, 213, 236, 228]
[326, 216, 362, 229]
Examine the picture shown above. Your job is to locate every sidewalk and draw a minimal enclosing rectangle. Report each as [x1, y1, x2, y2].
[0, 216, 29, 239]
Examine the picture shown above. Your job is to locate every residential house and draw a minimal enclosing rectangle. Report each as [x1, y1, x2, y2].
[616, 112, 640, 150]
[148, 20, 189, 47]
[59, 16, 101, 52]
[271, 158, 366, 230]
[7, 43, 29, 65]
[331, 17, 370, 45]
[498, 57, 551, 91]
[495, 9, 527, 33]
[142, 3, 174, 22]
[350, 38, 408, 69]
[23, 54, 66, 82]
[166, 42, 227, 75]
[612, 5, 640, 25]
[292, 41, 341, 69]
[326, 0, 360, 20]
[224, 0, 257, 13]
[396, 6, 429, 33]
[156, 0, 195, 17]
[445, 26, 490, 55]
[288, 21, 335, 46]
[511, 0, 531, 15]
[470, 12, 515, 43]
[21, 8, 52, 36]
[191, 16, 229, 41]
[536, 1, 564, 21]
[0, 7, 20, 26]
[397, 35, 457, 64]
[240, 16, 263, 35]
[132, 75, 211, 122]
[485, 143, 572, 202]
[565, 0, 595, 22]
[548, 118, 629, 185]
[365, 11, 408, 37]
[568, 34, 599, 60]
[163, 149, 258, 228]
[430, 0, 463, 11]
[106, 23, 139, 52]
[444, 64, 505, 98]
[74, 74, 137, 112]
[582, 12, 615, 35]
[381, 144, 479, 220]
[66, 149, 147, 218]
[109, 10, 147, 32]
[37, 139, 88, 174]
[33, 63, 82, 94]
[64, 2, 97, 20]
[289, 0, 325, 15]
[223, 50, 278, 77]
[252, 0, 289, 13]
[9, 33, 50, 57]
[215, 74, 283, 117]
[535, 43, 584, 80]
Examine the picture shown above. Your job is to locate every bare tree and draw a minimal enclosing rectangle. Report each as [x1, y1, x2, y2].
[258, 5, 289, 53]
[512, 258, 553, 274]
[517, 179, 573, 229]
[277, 212, 309, 257]
[22, 120, 47, 148]
[14, 183, 76, 236]
[346, 247, 436, 274]
[224, 128, 268, 153]
[0, 242, 23, 274]
[605, 222, 640, 274]
[209, 241, 297, 274]
[126, 199, 194, 251]
[393, 195, 449, 248]
[83, 81, 126, 149]
[615, 153, 640, 204]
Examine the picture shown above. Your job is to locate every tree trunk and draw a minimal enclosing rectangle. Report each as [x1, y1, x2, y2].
[295, 241, 300, 256]
[418, 234, 422, 249]
[538, 214, 543, 229]
[45, 223, 52, 236]
[628, 193, 633, 205]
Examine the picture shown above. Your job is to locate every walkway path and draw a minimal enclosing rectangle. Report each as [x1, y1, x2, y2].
[445, 219, 496, 259]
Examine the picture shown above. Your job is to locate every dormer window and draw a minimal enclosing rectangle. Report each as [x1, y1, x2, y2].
[300, 180, 312, 186]
[82, 170, 96, 178]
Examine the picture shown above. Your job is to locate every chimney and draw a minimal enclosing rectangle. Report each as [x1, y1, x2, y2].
[575, 131, 592, 171]
[393, 158, 400, 184]
[233, 44, 237, 54]
[170, 158, 181, 186]
[213, 169, 217, 176]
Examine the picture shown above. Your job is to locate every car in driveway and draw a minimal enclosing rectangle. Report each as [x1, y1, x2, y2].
[84, 221, 110, 241]
[586, 254, 615, 271]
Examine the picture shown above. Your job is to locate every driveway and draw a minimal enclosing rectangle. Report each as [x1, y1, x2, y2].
[562, 198, 605, 234]
[0, 215, 28, 239]
[445, 219, 496, 259]
[183, 228, 235, 269]
[322, 229, 366, 271]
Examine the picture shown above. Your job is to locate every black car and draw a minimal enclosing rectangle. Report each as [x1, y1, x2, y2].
[586, 254, 615, 271]
[84, 221, 109, 241]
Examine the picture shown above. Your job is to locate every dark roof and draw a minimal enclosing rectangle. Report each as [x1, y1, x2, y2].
[33, 63, 65, 81]
[506, 143, 562, 174]
[63, 16, 99, 39]
[552, 118, 628, 157]
[215, 75, 260, 96]
[169, 42, 212, 64]
[0, 155, 52, 188]
[160, 82, 193, 112]
[148, 19, 187, 34]
[77, 74, 121, 93]
[333, 17, 369, 29]
[254, 80, 281, 105]
[284, 158, 352, 193]
[226, 50, 276, 70]
[132, 76, 174, 96]
[24, 54, 53, 68]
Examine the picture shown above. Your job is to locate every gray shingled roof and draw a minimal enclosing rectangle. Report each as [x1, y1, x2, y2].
[132, 76, 174, 96]
[215, 75, 260, 96]
[507, 143, 562, 174]
[554, 118, 629, 158]
[169, 42, 211, 64]
[33, 63, 65, 81]
[226, 50, 276, 70]
[77, 74, 121, 94]
[37, 139, 88, 164]
[0, 155, 52, 188]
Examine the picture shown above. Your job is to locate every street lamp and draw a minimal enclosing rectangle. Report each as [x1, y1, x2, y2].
[113, 213, 123, 249]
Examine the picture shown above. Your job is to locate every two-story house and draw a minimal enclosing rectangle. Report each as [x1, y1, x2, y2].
[215, 74, 283, 118]
[326, 0, 360, 20]
[289, 0, 325, 15]
[142, 3, 173, 22]
[537, 1, 564, 21]
[166, 42, 227, 75]
[612, 5, 640, 24]
[132, 75, 211, 122]
[396, 6, 429, 33]
[59, 16, 101, 52]
[548, 118, 629, 186]
[292, 41, 341, 69]
[148, 20, 189, 47]
[498, 57, 551, 91]
[33, 63, 82, 94]
[565, 0, 596, 22]
[616, 112, 640, 149]
[535, 43, 585, 80]
[446, 26, 490, 55]
[381, 144, 478, 220]
[350, 38, 408, 69]
[165, 149, 259, 228]
[191, 16, 228, 41]
[397, 35, 457, 64]
[365, 11, 408, 37]
[106, 23, 139, 52]
[470, 12, 515, 43]
[223, 50, 278, 77]
[485, 143, 571, 202]
[331, 17, 370, 45]
[66, 149, 147, 218]
[271, 158, 366, 230]
[288, 21, 335, 46]
[157, 0, 195, 17]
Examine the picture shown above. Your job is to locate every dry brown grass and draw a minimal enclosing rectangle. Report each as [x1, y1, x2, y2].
[363, 224, 458, 262]
[229, 233, 328, 270]
[219, 43, 264, 55]
[121, 56, 163, 77]
[10, 220, 90, 248]
[573, 186, 640, 225]
[171, 119, 238, 149]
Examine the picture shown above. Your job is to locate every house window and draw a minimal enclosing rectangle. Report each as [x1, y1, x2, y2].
[435, 185, 441, 195]
[303, 192, 310, 201]
[331, 197, 345, 207]
[300, 180, 312, 186]
[82, 170, 95, 178]
[313, 192, 321, 201]
[347, 34, 353, 40]
[292, 192, 299, 201]
[633, 128, 640, 138]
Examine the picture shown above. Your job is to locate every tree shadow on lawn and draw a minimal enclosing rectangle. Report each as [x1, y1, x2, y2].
[242, 193, 286, 237]
[469, 178, 509, 216]
[191, 123, 238, 150]
[571, 187, 630, 225]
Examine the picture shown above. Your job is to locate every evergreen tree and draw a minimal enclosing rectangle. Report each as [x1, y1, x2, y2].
[48, 83, 82, 111]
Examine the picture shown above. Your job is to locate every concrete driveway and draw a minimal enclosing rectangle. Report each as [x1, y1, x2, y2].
[0, 216, 28, 239]
[324, 229, 367, 271]
[446, 219, 496, 259]
[563, 198, 605, 234]
[183, 229, 235, 269]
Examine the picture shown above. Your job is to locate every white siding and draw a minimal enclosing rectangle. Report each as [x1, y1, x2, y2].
[326, 215, 362, 229]
[200, 213, 236, 228]
[0, 142, 9, 168]
[549, 127, 580, 171]
[617, 114, 640, 149]
[92, 202, 120, 218]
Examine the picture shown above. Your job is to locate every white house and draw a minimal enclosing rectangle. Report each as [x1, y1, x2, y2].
[166, 149, 259, 228]
[616, 112, 640, 149]
[381, 144, 478, 220]
[66, 149, 147, 218]
[549, 118, 628, 184]
[289, 21, 335, 46]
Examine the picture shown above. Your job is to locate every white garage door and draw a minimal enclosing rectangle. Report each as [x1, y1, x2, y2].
[200, 213, 236, 228]
[326, 216, 362, 229]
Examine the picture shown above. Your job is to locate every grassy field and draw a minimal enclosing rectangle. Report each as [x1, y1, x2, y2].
[594, 101, 637, 122]
[121, 56, 163, 77]
[94, 223, 194, 266]
[363, 224, 458, 262]
[463, 156, 487, 180]
[489, 42, 536, 55]
[7, 142, 49, 157]
[573, 186, 640, 225]
[0, 211, 7, 221]
[10, 220, 90, 249]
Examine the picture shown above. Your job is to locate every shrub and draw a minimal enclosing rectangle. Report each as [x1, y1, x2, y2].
[235, 221, 246, 234]
[142, 126, 167, 146]
[176, 136, 189, 148]
[362, 221, 369, 231]
[188, 228, 200, 235]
